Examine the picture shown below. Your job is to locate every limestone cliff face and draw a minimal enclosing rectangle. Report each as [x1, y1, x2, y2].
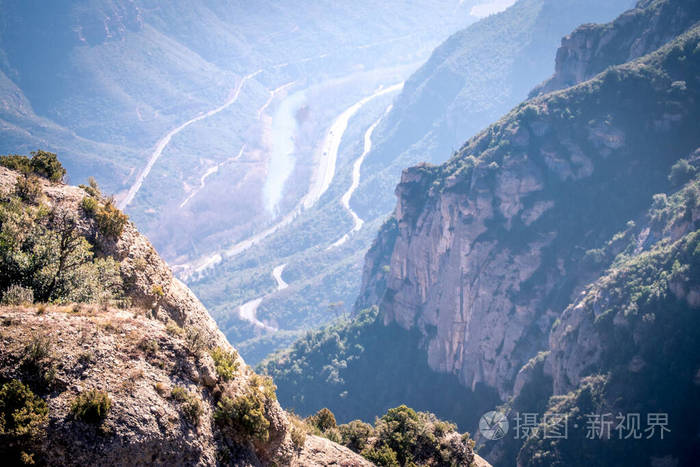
[0, 167, 370, 466]
[532, 0, 700, 96]
[357, 3, 700, 400]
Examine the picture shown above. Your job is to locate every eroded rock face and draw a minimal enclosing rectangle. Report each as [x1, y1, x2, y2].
[0, 167, 371, 466]
[532, 0, 700, 96]
[358, 10, 700, 400]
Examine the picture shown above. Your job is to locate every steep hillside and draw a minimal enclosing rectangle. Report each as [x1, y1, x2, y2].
[0, 157, 375, 465]
[500, 161, 700, 466]
[532, 0, 700, 95]
[358, 0, 700, 398]
[0, 154, 487, 466]
[264, 1, 700, 465]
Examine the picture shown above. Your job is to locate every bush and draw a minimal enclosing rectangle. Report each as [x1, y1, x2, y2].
[288, 413, 309, 450]
[138, 338, 159, 357]
[1, 285, 34, 305]
[210, 347, 239, 382]
[668, 158, 695, 186]
[0, 379, 48, 465]
[307, 407, 336, 432]
[14, 176, 42, 204]
[79, 177, 102, 199]
[71, 389, 111, 424]
[250, 373, 276, 401]
[214, 392, 270, 442]
[94, 200, 128, 239]
[29, 151, 65, 182]
[0, 154, 32, 174]
[361, 444, 399, 467]
[151, 284, 165, 298]
[80, 196, 98, 216]
[170, 386, 202, 426]
[339, 420, 374, 452]
[20, 335, 56, 390]
[185, 328, 207, 357]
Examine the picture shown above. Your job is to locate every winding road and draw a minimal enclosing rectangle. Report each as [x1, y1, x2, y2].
[119, 70, 262, 209]
[272, 264, 289, 290]
[179, 145, 246, 208]
[329, 102, 395, 249]
[184, 82, 404, 277]
[236, 263, 288, 331]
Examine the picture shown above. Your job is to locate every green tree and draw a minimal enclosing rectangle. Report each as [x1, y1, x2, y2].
[29, 150, 65, 182]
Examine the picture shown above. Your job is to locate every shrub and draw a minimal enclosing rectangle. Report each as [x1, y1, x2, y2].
[668, 158, 695, 186]
[165, 320, 184, 337]
[339, 420, 374, 452]
[14, 176, 42, 204]
[138, 338, 159, 357]
[210, 347, 239, 382]
[94, 200, 128, 239]
[151, 284, 164, 298]
[20, 335, 56, 390]
[80, 196, 98, 216]
[307, 407, 336, 433]
[288, 413, 309, 450]
[71, 389, 111, 424]
[79, 177, 102, 199]
[214, 392, 270, 442]
[185, 328, 207, 357]
[0, 154, 32, 174]
[361, 444, 399, 467]
[170, 386, 202, 426]
[0, 379, 48, 465]
[29, 151, 65, 182]
[250, 373, 276, 401]
[1, 285, 34, 305]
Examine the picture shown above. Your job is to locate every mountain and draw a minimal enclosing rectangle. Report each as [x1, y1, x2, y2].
[351, 0, 636, 221]
[0, 158, 369, 465]
[262, 0, 700, 464]
[184, 0, 635, 366]
[0, 0, 479, 266]
[0, 156, 486, 466]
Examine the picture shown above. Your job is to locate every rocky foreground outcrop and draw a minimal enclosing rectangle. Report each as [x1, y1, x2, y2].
[0, 165, 371, 466]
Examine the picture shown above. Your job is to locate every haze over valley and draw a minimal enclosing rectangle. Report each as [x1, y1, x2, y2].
[1, 1, 698, 465]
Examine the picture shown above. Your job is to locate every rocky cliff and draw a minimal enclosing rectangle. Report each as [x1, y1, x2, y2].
[532, 0, 700, 95]
[0, 163, 371, 466]
[357, 0, 700, 401]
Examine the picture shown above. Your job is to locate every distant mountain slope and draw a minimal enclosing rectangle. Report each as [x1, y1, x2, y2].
[352, 0, 635, 221]
[0, 0, 479, 265]
[359, 0, 700, 399]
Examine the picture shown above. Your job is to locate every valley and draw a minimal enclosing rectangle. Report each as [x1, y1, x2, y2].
[2, 1, 698, 466]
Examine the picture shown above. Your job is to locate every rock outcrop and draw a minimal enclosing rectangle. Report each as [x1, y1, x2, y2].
[0, 165, 371, 466]
[357, 0, 700, 400]
[532, 0, 700, 96]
